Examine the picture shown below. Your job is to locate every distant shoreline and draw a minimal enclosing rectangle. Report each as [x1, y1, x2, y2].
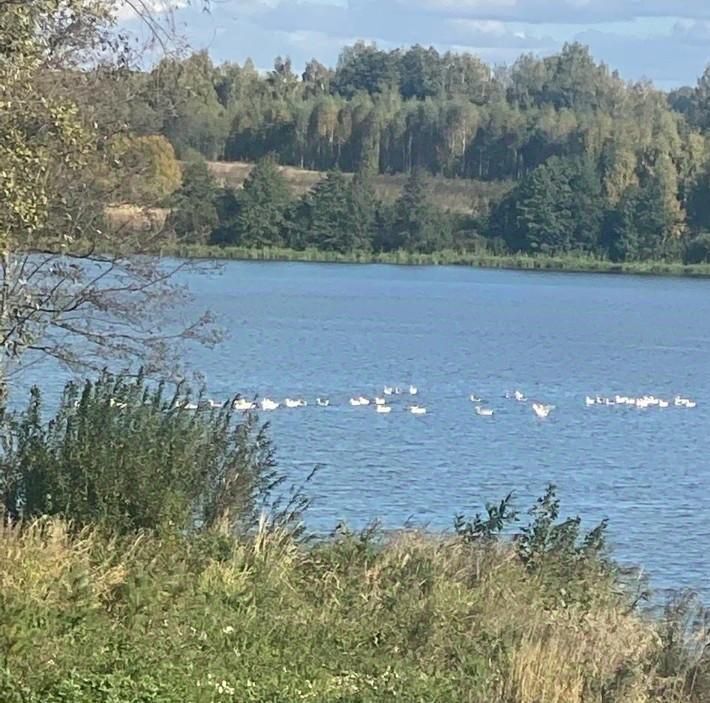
[152, 244, 710, 279]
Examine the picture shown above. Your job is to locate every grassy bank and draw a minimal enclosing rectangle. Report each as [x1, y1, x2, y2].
[2, 517, 708, 702]
[158, 243, 710, 278]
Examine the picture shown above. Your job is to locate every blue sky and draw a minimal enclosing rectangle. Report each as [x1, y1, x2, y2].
[132, 0, 710, 88]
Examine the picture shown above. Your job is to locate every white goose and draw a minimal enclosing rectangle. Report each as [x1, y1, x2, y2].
[514, 390, 527, 402]
[383, 386, 394, 396]
[349, 397, 363, 407]
[675, 395, 697, 409]
[532, 403, 554, 419]
[232, 398, 256, 412]
[358, 396, 371, 406]
[374, 397, 386, 406]
[260, 398, 280, 411]
[475, 406, 494, 417]
[409, 405, 427, 415]
[284, 398, 302, 409]
[376, 404, 392, 414]
[316, 398, 330, 407]
[585, 396, 596, 407]
[470, 395, 483, 403]
[409, 385, 418, 395]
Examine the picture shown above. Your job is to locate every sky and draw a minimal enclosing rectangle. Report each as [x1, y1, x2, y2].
[126, 0, 710, 89]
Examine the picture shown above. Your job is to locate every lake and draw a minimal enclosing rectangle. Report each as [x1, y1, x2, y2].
[25, 261, 710, 595]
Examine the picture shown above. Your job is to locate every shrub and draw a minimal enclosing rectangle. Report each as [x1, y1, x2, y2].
[0, 372, 279, 534]
[684, 233, 710, 264]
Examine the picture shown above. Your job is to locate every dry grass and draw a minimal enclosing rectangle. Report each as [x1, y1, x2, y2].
[105, 204, 169, 233]
[207, 160, 512, 215]
[1, 520, 708, 701]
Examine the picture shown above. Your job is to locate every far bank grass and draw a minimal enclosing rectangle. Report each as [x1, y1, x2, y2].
[157, 243, 710, 278]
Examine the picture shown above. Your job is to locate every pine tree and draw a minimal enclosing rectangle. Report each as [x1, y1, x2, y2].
[233, 157, 292, 247]
[602, 180, 677, 261]
[491, 156, 603, 254]
[293, 172, 357, 252]
[392, 169, 449, 253]
[349, 170, 377, 250]
[167, 157, 219, 242]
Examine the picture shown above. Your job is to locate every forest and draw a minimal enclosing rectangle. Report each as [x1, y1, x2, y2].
[110, 41, 710, 263]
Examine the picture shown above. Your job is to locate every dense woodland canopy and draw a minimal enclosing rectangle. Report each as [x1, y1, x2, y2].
[108, 42, 710, 262]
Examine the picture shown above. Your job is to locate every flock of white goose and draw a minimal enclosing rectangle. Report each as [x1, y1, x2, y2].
[176, 386, 560, 419]
[227, 384, 430, 415]
[172, 386, 699, 420]
[584, 394, 697, 410]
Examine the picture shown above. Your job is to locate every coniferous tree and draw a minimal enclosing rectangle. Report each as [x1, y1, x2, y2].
[392, 169, 450, 253]
[349, 170, 377, 250]
[231, 156, 292, 247]
[290, 172, 356, 252]
[492, 156, 603, 254]
[167, 157, 219, 242]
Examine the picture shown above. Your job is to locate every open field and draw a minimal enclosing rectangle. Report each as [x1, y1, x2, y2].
[207, 160, 512, 215]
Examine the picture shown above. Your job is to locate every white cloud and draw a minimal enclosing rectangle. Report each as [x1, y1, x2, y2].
[400, 0, 710, 23]
[123, 0, 710, 85]
[114, 0, 189, 21]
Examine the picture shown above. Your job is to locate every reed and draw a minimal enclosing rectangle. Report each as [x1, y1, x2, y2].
[152, 243, 710, 278]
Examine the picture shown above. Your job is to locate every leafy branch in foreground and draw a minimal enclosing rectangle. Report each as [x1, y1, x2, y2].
[0, 0, 220, 401]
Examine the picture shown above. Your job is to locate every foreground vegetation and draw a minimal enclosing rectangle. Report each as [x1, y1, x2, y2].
[4, 516, 710, 703]
[0, 372, 708, 702]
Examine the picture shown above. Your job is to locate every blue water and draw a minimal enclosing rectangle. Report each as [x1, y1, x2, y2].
[22, 261, 710, 594]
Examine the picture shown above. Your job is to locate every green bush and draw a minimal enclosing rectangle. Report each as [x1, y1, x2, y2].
[0, 372, 279, 534]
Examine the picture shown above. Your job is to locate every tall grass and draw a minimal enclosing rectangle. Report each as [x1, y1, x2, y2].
[155, 243, 710, 278]
[1, 516, 709, 702]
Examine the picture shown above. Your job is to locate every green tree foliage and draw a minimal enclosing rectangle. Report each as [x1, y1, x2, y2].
[104, 43, 710, 265]
[167, 157, 219, 242]
[219, 156, 292, 247]
[349, 170, 378, 249]
[288, 171, 362, 252]
[0, 0, 219, 390]
[150, 51, 230, 160]
[389, 169, 453, 253]
[601, 180, 680, 262]
[688, 165, 710, 231]
[492, 156, 603, 254]
[19, 26, 710, 264]
[684, 232, 710, 264]
[1, 372, 278, 533]
[333, 42, 401, 98]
